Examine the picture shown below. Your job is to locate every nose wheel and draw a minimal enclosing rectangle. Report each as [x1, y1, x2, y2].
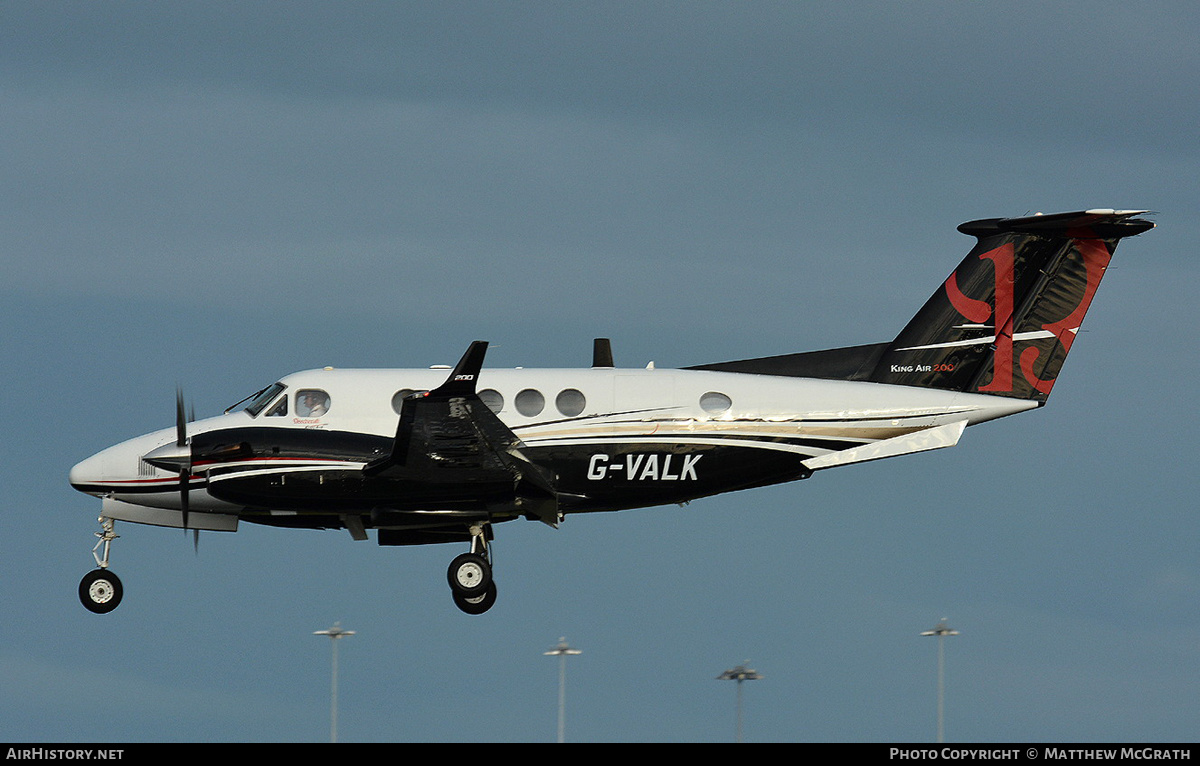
[80, 517, 123, 613]
[447, 523, 497, 614]
[79, 569, 123, 613]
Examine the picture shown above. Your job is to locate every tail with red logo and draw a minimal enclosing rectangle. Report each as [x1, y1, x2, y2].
[869, 210, 1153, 400]
[690, 210, 1155, 402]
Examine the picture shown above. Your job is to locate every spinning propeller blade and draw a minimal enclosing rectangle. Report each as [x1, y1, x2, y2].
[139, 390, 200, 541]
[175, 388, 192, 531]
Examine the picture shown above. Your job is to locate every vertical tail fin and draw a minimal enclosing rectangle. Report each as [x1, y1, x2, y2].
[869, 210, 1154, 400]
[688, 210, 1154, 402]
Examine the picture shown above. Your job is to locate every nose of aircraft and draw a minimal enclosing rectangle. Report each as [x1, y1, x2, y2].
[69, 427, 177, 496]
[69, 451, 108, 495]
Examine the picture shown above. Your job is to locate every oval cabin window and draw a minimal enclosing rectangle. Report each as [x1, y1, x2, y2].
[479, 389, 504, 413]
[700, 391, 732, 415]
[296, 389, 331, 417]
[556, 389, 586, 417]
[515, 389, 545, 417]
[391, 389, 428, 415]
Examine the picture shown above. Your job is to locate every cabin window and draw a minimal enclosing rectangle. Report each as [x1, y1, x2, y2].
[700, 391, 732, 415]
[297, 389, 331, 417]
[556, 389, 586, 417]
[391, 389, 428, 415]
[479, 389, 504, 413]
[515, 388, 545, 417]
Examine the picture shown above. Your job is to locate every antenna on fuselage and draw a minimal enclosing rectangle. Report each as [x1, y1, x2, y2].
[592, 338, 614, 368]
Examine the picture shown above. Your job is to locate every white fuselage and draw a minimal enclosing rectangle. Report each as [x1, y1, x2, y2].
[70, 364, 1037, 526]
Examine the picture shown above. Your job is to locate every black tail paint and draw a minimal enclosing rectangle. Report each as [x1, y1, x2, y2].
[691, 210, 1154, 402]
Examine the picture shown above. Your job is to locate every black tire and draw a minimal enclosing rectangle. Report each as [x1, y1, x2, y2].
[452, 581, 497, 615]
[79, 569, 123, 614]
[447, 552, 491, 597]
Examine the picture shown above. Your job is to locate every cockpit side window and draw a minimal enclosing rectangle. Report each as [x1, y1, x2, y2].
[244, 383, 287, 417]
[296, 389, 331, 417]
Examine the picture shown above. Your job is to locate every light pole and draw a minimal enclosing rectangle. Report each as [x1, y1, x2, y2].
[920, 618, 958, 743]
[717, 663, 762, 742]
[314, 622, 355, 742]
[544, 637, 582, 743]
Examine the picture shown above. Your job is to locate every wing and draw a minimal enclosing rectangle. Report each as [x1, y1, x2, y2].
[363, 341, 560, 525]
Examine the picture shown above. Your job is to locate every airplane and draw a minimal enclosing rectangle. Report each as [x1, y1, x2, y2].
[69, 209, 1154, 615]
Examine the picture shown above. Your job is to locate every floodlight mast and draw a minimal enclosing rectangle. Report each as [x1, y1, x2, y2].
[717, 663, 762, 743]
[544, 637, 582, 743]
[314, 622, 355, 743]
[920, 619, 959, 743]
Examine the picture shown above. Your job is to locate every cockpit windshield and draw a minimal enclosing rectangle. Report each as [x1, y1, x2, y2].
[240, 382, 287, 417]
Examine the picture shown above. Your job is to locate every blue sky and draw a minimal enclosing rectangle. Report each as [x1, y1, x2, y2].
[3, 1, 1197, 743]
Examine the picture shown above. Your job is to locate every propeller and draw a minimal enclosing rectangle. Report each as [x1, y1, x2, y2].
[178, 389, 205, 552]
[175, 387, 192, 533]
[143, 389, 196, 543]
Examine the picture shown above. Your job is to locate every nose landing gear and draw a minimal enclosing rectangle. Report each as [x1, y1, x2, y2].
[80, 517, 123, 614]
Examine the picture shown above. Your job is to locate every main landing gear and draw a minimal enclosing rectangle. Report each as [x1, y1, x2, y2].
[447, 522, 497, 615]
[79, 517, 123, 614]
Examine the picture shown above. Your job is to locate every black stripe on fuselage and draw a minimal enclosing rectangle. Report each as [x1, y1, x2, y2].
[87, 421, 875, 513]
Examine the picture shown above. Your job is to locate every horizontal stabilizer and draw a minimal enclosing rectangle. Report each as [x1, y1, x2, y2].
[801, 420, 967, 471]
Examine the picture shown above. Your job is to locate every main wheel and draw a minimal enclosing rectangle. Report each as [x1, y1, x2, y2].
[79, 569, 123, 614]
[452, 581, 497, 615]
[447, 552, 491, 597]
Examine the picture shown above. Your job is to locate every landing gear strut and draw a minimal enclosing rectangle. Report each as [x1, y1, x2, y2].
[80, 517, 123, 614]
[447, 522, 497, 614]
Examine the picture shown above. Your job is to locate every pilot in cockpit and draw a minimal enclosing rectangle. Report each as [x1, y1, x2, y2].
[298, 390, 329, 417]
